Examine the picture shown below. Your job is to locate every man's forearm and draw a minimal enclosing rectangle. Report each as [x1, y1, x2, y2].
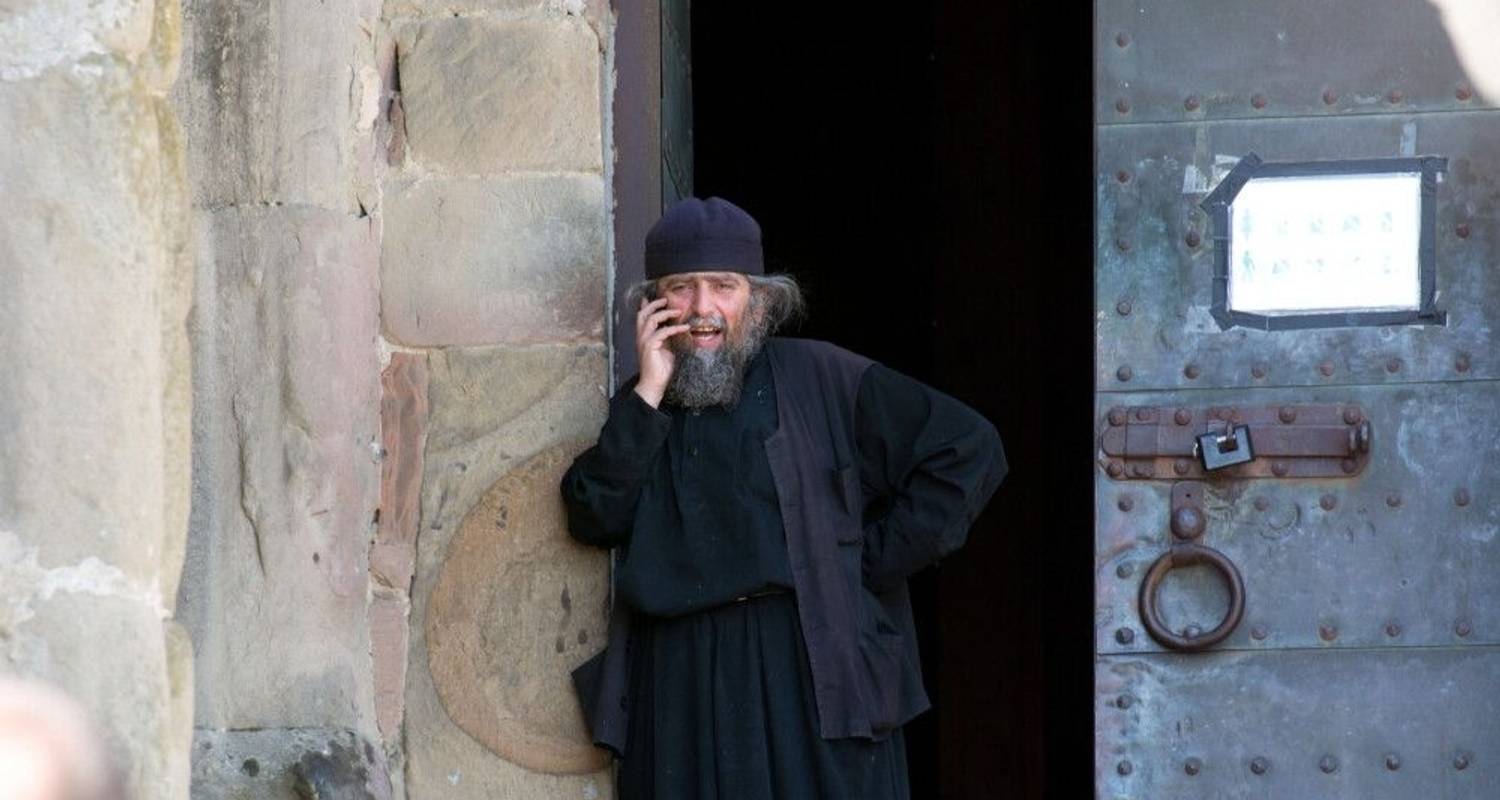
[559, 387, 672, 547]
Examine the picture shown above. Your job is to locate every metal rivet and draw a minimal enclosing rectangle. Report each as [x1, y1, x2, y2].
[1116, 562, 1135, 579]
[1253, 497, 1269, 512]
[1250, 624, 1268, 641]
[1455, 488, 1471, 507]
[1116, 627, 1135, 644]
[1174, 408, 1192, 426]
[1118, 496, 1134, 512]
[1250, 756, 1270, 775]
[1116, 32, 1131, 48]
[1454, 753, 1471, 771]
[1116, 237, 1131, 252]
[1456, 352, 1472, 373]
[1131, 463, 1154, 478]
[1386, 493, 1402, 508]
[1456, 223, 1471, 239]
[1386, 357, 1403, 374]
[1116, 300, 1132, 316]
[1185, 757, 1202, 776]
[1184, 94, 1200, 111]
[1272, 461, 1290, 477]
[1319, 624, 1338, 642]
[1319, 494, 1337, 511]
[1251, 93, 1268, 109]
[1341, 458, 1358, 474]
[1388, 89, 1405, 104]
[1457, 84, 1474, 101]
[1172, 507, 1206, 539]
[1117, 366, 1133, 382]
[1183, 624, 1203, 639]
[1322, 88, 1339, 106]
[1134, 407, 1152, 422]
[1117, 760, 1133, 776]
[1385, 621, 1402, 638]
[1173, 458, 1192, 476]
[1107, 461, 1125, 479]
[1385, 753, 1401, 771]
[1116, 693, 1134, 709]
[1116, 169, 1132, 184]
[1342, 407, 1362, 425]
[1279, 406, 1297, 424]
[1456, 620, 1472, 638]
[1251, 363, 1268, 380]
[1108, 407, 1127, 426]
[1319, 361, 1336, 377]
[1320, 755, 1339, 774]
[1184, 230, 1201, 248]
[1116, 98, 1131, 114]
[1183, 363, 1201, 380]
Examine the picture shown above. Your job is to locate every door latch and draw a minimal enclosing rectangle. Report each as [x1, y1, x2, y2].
[1196, 425, 1254, 471]
[1100, 404, 1371, 479]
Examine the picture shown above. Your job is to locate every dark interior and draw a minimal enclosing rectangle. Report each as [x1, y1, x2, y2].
[692, 4, 1095, 796]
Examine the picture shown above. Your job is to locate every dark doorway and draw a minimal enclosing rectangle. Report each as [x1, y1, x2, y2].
[692, 3, 1094, 797]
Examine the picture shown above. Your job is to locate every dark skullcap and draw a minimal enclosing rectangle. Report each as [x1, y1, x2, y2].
[644, 196, 764, 279]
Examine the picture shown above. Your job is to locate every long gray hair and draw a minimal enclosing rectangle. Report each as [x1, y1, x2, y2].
[623, 273, 807, 333]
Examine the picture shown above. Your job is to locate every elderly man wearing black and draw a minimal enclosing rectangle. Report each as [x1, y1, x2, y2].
[562, 197, 1006, 799]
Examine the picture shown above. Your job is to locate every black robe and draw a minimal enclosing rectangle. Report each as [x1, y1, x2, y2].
[562, 346, 1005, 799]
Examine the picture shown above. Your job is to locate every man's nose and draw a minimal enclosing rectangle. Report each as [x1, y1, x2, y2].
[691, 285, 714, 316]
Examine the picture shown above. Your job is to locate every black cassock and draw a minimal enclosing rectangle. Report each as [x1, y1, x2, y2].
[562, 350, 997, 800]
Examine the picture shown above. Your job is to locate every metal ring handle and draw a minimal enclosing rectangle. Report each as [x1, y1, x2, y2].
[1138, 542, 1246, 651]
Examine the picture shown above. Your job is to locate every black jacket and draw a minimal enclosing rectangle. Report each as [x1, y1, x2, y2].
[565, 338, 1006, 752]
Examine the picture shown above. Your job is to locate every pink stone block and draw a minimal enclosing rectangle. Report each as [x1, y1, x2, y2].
[372, 352, 429, 591]
[369, 591, 410, 743]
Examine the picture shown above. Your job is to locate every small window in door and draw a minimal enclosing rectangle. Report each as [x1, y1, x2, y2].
[1201, 153, 1447, 331]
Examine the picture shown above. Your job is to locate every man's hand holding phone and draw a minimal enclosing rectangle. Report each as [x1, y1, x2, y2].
[633, 297, 689, 408]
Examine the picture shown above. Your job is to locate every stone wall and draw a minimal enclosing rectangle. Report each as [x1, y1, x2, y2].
[381, 1, 616, 796]
[172, 0, 390, 794]
[0, 1, 195, 798]
[171, 0, 618, 795]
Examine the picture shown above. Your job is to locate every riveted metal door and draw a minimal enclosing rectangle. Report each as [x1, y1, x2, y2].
[1094, 3, 1500, 797]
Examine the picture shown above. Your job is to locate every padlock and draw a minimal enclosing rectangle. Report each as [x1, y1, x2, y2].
[1195, 425, 1255, 471]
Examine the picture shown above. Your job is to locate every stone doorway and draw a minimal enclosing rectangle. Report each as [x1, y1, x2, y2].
[689, 3, 1094, 797]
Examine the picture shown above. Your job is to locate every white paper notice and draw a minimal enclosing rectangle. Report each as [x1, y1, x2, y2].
[1228, 173, 1422, 316]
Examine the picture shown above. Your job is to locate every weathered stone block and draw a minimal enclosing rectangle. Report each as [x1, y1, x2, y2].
[1, 578, 184, 799]
[180, 205, 381, 732]
[0, 67, 186, 589]
[0, 36, 194, 800]
[384, 0, 543, 16]
[190, 728, 392, 800]
[173, 0, 381, 210]
[382, 0, 609, 21]
[372, 352, 429, 591]
[381, 175, 608, 346]
[369, 589, 410, 744]
[143, 0, 185, 94]
[404, 344, 614, 797]
[427, 441, 609, 774]
[395, 16, 603, 173]
[0, 0, 154, 82]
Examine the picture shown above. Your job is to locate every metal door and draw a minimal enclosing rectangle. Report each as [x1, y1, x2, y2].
[1094, 3, 1500, 796]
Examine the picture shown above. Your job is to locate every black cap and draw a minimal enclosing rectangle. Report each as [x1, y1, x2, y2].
[644, 197, 763, 279]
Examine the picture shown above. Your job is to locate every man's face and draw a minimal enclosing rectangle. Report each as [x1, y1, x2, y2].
[657, 271, 752, 352]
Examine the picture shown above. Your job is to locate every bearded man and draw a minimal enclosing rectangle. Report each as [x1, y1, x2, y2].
[562, 197, 1006, 799]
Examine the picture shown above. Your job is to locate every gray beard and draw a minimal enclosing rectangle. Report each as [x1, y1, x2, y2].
[664, 307, 771, 409]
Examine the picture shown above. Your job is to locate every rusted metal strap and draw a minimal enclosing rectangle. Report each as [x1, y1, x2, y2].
[1100, 404, 1371, 479]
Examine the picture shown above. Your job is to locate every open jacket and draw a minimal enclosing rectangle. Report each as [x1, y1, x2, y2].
[565, 337, 1007, 754]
